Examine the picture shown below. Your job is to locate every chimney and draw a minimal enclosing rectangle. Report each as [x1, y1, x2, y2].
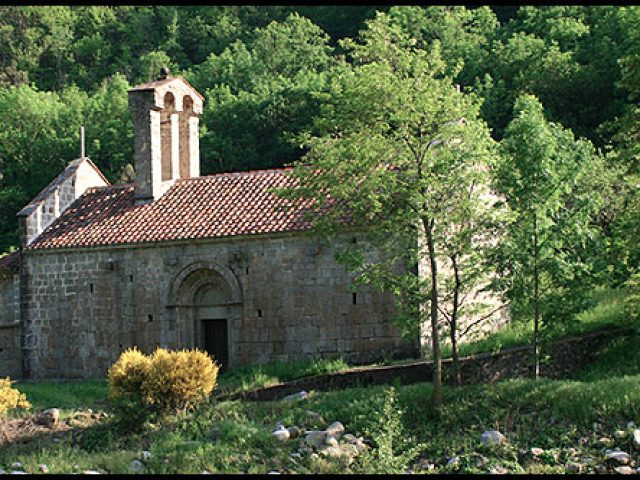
[128, 68, 204, 204]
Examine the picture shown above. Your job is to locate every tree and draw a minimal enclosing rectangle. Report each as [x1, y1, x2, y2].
[494, 94, 605, 378]
[283, 13, 496, 406]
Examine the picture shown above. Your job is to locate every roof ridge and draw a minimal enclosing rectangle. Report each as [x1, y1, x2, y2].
[178, 167, 295, 183]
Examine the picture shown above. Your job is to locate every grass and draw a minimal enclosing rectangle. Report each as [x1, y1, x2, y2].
[2, 286, 638, 474]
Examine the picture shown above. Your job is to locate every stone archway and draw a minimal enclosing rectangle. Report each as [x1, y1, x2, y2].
[167, 262, 242, 368]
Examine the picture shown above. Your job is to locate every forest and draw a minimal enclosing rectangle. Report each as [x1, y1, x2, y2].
[0, 5, 638, 309]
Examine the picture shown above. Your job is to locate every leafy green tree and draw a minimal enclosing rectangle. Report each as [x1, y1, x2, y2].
[494, 94, 605, 378]
[284, 13, 496, 406]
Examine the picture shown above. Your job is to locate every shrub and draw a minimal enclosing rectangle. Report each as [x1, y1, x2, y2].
[107, 347, 150, 399]
[0, 377, 31, 417]
[108, 348, 219, 416]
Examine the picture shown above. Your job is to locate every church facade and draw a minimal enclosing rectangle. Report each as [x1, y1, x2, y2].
[0, 76, 419, 379]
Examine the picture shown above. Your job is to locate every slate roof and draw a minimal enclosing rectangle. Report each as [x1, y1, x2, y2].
[26, 168, 318, 251]
[0, 251, 20, 272]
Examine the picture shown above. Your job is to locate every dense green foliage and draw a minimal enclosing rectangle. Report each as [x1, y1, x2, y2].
[0, 6, 638, 334]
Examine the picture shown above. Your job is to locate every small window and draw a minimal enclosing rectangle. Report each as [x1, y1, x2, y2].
[129, 275, 134, 282]
[245, 266, 249, 275]
[352, 293, 357, 305]
[257, 309, 263, 318]
[148, 314, 153, 323]
[89, 283, 94, 293]
[351, 237, 357, 244]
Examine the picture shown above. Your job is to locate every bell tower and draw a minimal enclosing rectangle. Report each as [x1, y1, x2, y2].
[128, 68, 204, 204]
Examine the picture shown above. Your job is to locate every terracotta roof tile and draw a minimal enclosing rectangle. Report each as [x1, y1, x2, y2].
[26, 168, 317, 250]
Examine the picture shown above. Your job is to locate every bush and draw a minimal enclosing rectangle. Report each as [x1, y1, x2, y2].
[108, 348, 219, 416]
[0, 377, 31, 417]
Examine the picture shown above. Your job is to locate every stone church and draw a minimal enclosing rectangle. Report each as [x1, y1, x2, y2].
[0, 76, 422, 380]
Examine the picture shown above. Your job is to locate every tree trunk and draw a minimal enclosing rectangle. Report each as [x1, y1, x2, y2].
[450, 254, 462, 387]
[533, 212, 540, 380]
[424, 218, 442, 407]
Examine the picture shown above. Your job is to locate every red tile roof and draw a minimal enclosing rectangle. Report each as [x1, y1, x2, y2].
[26, 168, 319, 250]
[0, 251, 20, 272]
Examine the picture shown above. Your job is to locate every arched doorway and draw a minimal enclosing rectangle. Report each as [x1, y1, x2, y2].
[168, 262, 243, 371]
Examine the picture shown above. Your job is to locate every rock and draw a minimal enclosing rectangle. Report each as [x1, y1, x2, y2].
[489, 466, 509, 474]
[342, 433, 357, 444]
[318, 444, 345, 459]
[38, 465, 49, 473]
[141, 451, 152, 461]
[595, 464, 608, 474]
[305, 431, 327, 450]
[633, 430, 640, 450]
[598, 436, 614, 447]
[475, 455, 489, 468]
[627, 421, 636, 429]
[446, 456, 460, 468]
[324, 434, 339, 447]
[272, 426, 290, 442]
[578, 436, 589, 445]
[615, 430, 627, 439]
[201, 471, 211, 474]
[414, 459, 435, 471]
[282, 391, 308, 402]
[82, 471, 102, 475]
[267, 471, 281, 475]
[129, 460, 145, 473]
[531, 447, 545, 457]
[615, 466, 635, 475]
[289, 453, 302, 459]
[287, 426, 301, 439]
[565, 462, 583, 474]
[9, 472, 26, 475]
[35, 408, 60, 428]
[10, 463, 22, 470]
[607, 451, 631, 465]
[325, 421, 345, 437]
[480, 430, 506, 446]
[304, 410, 327, 427]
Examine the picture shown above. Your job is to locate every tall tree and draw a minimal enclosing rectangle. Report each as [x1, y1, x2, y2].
[494, 94, 605, 378]
[283, 13, 496, 406]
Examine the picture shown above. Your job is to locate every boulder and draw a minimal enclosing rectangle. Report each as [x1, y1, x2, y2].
[325, 421, 345, 437]
[305, 431, 327, 450]
[272, 426, 290, 442]
[530, 447, 544, 457]
[129, 460, 145, 473]
[35, 408, 60, 428]
[489, 466, 509, 474]
[565, 462, 583, 474]
[606, 451, 631, 465]
[633, 430, 640, 450]
[480, 430, 506, 446]
[282, 391, 308, 402]
[614, 466, 635, 475]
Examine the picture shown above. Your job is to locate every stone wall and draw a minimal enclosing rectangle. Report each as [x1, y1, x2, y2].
[0, 272, 21, 378]
[20, 233, 418, 379]
[226, 326, 629, 401]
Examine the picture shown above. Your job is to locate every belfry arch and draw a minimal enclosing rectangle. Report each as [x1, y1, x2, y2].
[167, 262, 243, 369]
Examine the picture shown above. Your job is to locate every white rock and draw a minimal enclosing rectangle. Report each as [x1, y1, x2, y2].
[267, 471, 281, 475]
[129, 460, 145, 473]
[627, 421, 636, 429]
[614, 466, 635, 475]
[9, 472, 26, 475]
[282, 391, 308, 402]
[633, 430, 640, 449]
[141, 451, 152, 461]
[324, 434, 339, 447]
[9, 464, 21, 470]
[318, 444, 345, 459]
[82, 472, 101, 475]
[342, 433, 357, 444]
[606, 451, 631, 465]
[480, 430, 506, 446]
[489, 466, 509, 474]
[38, 465, 49, 473]
[531, 447, 544, 456]
[615, 430, 627, 439]
[272, 426, 290, 442]
[201, 471, 211, 474]
[447, 456, 460, 468]
[325, 421, 345, 437]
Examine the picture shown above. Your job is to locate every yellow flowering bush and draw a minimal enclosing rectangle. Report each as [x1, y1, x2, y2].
[108, 347, 219, 415]
[107, 347, 151, 399]
[0, 377, 31, 417]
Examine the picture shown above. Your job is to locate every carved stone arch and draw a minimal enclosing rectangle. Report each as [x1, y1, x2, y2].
[168, 261, 242, 306]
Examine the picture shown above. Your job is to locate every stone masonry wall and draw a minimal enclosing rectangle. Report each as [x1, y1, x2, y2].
[21, 234, 418, 379]
[0, 272, 21, 378]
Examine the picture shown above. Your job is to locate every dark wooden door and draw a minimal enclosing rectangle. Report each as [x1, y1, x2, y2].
[202, 319, 228, 371]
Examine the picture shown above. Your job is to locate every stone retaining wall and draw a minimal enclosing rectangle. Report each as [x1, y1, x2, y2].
[222, 327, 632, 402]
